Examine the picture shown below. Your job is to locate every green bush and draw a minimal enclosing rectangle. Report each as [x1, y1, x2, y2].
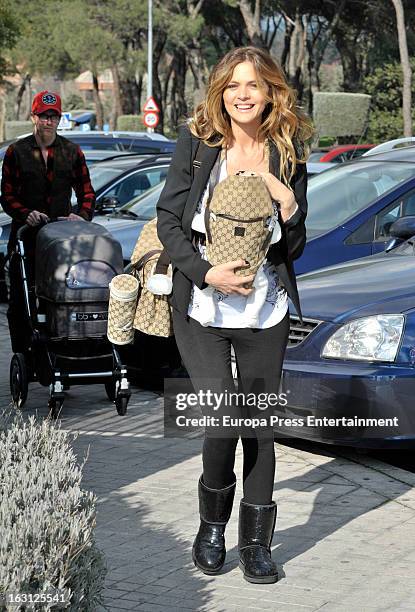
[62, 94, 89, 111]
[313, 92, 371, 139]
[363, 59, 415, 142]
[116, 114, 144, 132]
[5, 121, 32, 139]
[0, 415, 106, 611]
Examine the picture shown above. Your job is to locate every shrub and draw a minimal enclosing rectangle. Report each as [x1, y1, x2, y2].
[0, 414, 106, 611]
[116, 114, 144, 132]
[313, 92, 371, 139]
[5, 121, 32, 139]
[363, 59, 415, 142]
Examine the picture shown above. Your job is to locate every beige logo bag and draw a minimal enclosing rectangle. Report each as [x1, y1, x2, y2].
[107, 274, 140, 345]
[205, 171, 274, 277]
[130, 218, 174, 338]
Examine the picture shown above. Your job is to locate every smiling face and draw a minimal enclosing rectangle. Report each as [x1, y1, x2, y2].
[222, 61, 268, 129]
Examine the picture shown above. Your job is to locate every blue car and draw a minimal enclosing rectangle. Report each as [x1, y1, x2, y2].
[278, 221, 415, 449]
[300, 146, 415, 273]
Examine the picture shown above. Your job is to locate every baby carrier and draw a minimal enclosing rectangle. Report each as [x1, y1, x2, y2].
[204, 167, 275, 276]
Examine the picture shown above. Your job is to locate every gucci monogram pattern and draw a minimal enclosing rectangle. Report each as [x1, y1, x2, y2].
[206, 175, 273, 277]
[133, 254, 173, 337]
[107, 275, 139, 345]
[131, 218, 163, 265]
[130, 219, 173, 337]
[110, 274, 139, 294]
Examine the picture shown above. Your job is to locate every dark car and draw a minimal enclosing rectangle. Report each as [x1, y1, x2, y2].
[276, 217, 415, 449]
[299, 146, 415, 274]
[63, 130, 176, 155]
[93, 182, 164, 262]
[89, 154, 171, 213]
[0, 130, 176, 161]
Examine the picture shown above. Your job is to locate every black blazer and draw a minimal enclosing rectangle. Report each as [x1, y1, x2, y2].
[156, 125, 308, 322]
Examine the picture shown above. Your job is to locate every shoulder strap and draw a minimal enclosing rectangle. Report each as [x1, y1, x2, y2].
[204, 151, 223, 244]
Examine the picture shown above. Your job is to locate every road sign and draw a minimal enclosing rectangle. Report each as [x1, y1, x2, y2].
[143, 112, 159, 128]
[143, 97, 160, 113]
[58, 112, 72, 130]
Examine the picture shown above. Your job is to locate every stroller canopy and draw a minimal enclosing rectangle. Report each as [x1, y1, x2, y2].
[35, 220, 123, 302]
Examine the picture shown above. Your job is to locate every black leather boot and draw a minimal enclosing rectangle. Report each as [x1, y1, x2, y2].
[192, 475, 236, 575]
[238, 499, 278, 584]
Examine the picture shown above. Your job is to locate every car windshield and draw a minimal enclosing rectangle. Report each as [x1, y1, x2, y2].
[89, 166, 130, 191]
[306, 161, 415, 234]
[118, 181, 165, 220]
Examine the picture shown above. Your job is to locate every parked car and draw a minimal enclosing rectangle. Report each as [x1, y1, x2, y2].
[0, 130, 176, 161]
[90, 154, 171, 213]
[83, 150, 138, 167]
[306, 161, 336, 176]
[299, 146, 415, 274]
[322, 144, 375, 163]
[276, 217, 415, 449]
[362, 137, 415, 157]
[63, 131, 176, 155]
[309, 144, 374, 163]
[93, 182, 164, 262]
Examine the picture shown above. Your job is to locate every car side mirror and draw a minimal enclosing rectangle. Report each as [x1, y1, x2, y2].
[96, 196, 120, 214]
[385, 216, 415, 252]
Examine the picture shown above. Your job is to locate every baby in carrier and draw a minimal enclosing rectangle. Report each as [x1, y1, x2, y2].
[190, 149, 282, 328]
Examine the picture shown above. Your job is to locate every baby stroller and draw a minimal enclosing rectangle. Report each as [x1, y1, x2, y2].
[9, 220, 131, 418]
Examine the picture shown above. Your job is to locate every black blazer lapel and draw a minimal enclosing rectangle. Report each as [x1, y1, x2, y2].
[268, 138, 281, 179]
[182, 140, 221, 235]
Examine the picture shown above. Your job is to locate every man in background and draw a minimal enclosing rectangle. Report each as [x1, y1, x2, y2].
[1, 90, 96, 355]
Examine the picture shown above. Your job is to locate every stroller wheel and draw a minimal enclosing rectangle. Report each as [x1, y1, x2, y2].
[10, 353, 28, 408]
[104, 379, 116, 402]
[115, 396, 128, 416]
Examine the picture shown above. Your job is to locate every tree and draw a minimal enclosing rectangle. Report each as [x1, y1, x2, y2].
[363, 59, 415, 142]
[0, 0, 20, 82]
[391, 0, 412, 136]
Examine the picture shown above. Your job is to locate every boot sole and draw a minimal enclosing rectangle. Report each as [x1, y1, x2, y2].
[238, 561, 278, 584]
[192, 549, 224, 575]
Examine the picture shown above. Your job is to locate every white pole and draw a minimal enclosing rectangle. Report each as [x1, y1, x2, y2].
[147, 0, 153, 133]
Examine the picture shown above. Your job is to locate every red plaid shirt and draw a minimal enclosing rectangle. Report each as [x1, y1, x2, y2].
[1, 134, 95, 223]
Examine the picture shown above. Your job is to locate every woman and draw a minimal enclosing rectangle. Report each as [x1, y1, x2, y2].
[157, 46, 313, 584]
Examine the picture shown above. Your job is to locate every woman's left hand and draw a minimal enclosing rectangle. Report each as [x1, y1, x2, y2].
[258, 172, 297, 223]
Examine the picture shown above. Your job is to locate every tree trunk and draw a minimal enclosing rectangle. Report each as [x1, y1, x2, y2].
[110, 63, 123, 130]
[170, 48, 188, 130]
[281, 17, 294, 73]
[0, 94, 6, 141]
[24, 76, 32, 120]
[15, 73, 30, 120]
[91, 70, 104, 129]
[239, 0, 266, 48]
[287, 8, 305, 96]
[392, 0, 412, 136]
[152, 31, 167, 133]
[119, 77, 139, 115]
[335, 34, 362, 92]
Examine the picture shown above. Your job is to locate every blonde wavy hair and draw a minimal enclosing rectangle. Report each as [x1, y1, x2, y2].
[189, 46, 314, 185]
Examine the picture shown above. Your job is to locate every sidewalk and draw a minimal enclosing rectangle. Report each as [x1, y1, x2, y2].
[1, 305, 415, 611]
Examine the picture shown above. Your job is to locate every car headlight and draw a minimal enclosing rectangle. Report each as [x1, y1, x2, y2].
[322, 314, 404, 362]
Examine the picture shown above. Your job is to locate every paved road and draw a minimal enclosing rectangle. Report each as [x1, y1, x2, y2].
[1, 304, 415, 611]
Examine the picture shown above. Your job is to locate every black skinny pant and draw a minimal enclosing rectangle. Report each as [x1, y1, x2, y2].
[172, 309, 289, 505]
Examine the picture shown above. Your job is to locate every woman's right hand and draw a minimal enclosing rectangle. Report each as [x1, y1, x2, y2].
[204, 260, 255, 295]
